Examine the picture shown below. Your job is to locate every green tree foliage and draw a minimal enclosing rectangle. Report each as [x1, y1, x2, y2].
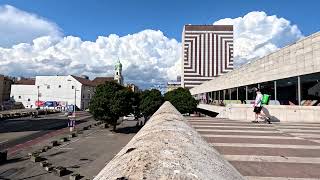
[164, 87, 198, 114]
[89, 81, 135, 130]
[139, 89, 164, 120]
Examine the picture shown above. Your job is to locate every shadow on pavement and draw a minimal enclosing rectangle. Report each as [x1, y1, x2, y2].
[114, 126, 142, 134]
[0, 157, 27, 165]
[16, 172, 50, 180]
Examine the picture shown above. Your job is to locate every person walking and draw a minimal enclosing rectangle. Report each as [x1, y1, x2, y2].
[252, 88, 271, 123]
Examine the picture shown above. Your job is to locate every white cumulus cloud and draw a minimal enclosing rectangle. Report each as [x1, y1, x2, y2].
[214, 11, 303, 66]
[0, 31, 181, 89]
[0, 5, 62, 47]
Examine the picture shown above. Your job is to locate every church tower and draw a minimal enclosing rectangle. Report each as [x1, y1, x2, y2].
[114, 59, 123, 85]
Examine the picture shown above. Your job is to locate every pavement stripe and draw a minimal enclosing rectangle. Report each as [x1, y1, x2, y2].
[196, 129, 281, 133]
[192, 125, 274, 129]
[206, 137, 316, 145]
[189, 122, 271, 126]
[246, 176, 320, 180]
[198, 131, 290, 136]
[211, 143, 320, 149]
[202, 134, 300, 139]
[214, 146, 320, 157]
[279, 129, 320, 133]
[224, 155, 320, 164]
[289, 133, 320, 138]
[0, 140, 8, 144]
[230, 161, 320, 178]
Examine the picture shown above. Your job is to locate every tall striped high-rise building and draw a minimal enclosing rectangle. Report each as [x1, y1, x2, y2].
[182, 25, 234, 88]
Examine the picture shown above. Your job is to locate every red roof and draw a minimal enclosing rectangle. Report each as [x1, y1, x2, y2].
[15, 79, 35, 85]
[92, 77, 114, 86]
[71, 75, 96, 87]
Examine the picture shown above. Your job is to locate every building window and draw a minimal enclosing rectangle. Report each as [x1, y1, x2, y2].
[219, 90, 224, 100]
[260, 81, 275, 100]
[58, 85, 61, 88]
[18, 96, 21, 99]
[224, 89, 230, 100]
[82, 94, 85, 99]
[277, 77, 298, 105]
[72, 86, 75, 89]
[238, 86, 246, 103]
[300, 72, 320, 106]
[47, 85, 50, 89]
[247, 84, 258, 100]
[231, 88, 237, 100]
[88, 94, 91, 99]
[28, 98, 30, 102]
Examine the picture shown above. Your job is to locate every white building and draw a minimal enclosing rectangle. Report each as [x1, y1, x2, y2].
[10, 75, 95, 110]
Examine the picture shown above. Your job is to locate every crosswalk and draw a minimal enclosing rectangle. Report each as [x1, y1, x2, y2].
[186, 117, 320, 180]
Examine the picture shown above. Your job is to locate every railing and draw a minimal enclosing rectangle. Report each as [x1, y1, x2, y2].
[94, 101, 244, 180]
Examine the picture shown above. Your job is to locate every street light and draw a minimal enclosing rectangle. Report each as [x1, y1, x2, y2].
[67, 79, 79, 132]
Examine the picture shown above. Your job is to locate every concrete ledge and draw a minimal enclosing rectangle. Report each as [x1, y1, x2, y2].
[94, 101, 244, 180]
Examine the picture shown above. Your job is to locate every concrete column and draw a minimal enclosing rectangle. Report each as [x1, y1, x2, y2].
[274, 81, 277, 100]
[229, 89, 232, 100]
[245, 86, 248, 101]
[236, 88, 239, 100]
[298, 76, 301, 105]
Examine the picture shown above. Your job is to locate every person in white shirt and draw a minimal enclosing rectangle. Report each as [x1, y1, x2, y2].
[252, 88, 271, 123]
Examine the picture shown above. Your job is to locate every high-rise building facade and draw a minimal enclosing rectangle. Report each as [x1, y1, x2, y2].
[182, 25, 233, 88]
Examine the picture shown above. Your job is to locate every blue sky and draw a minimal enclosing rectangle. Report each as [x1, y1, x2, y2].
[0, 0, 318, 88]
[2, 0, 319, 41]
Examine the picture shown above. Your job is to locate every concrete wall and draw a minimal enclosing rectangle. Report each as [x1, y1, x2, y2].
[190, 32, 320, 95]
[199, 104, 320, 122]
[94, 102, 244, 180]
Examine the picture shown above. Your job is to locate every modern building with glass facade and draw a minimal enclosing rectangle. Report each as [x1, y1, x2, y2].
[190, 32, 320, 122]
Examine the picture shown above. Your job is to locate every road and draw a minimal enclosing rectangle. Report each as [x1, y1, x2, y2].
[187, 116, 320, 180]
[0, 112, 90, 151]
[0, 119, 138, 180]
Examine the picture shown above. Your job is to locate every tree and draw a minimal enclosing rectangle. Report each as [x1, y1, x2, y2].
[139, 89, 164, 121]
[89, 81, 134, 130]
[164, 87, 198, 114]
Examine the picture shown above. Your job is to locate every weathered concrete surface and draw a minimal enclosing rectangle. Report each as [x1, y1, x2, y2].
[94, 102, 244, 180]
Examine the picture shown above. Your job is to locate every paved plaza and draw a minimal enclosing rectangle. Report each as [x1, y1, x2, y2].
[0, 116, 139, 180]
[187, 116, 320, 179]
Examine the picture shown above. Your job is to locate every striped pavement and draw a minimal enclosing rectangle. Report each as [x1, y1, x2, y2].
[186, 117, 320, 180]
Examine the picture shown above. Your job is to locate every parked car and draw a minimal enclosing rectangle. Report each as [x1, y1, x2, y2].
[123, 114, 135, 121]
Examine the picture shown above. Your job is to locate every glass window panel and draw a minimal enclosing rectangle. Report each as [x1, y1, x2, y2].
[225, 89, 230, 100]
[219, 90, 223, 100]
[238, 86, 246, 103]
[301, 72, 320, 105]
[260, 81, 275, 100]
[276, 77, 298, 105]
[231, 88, 237, 100]
[247, 84, 259, 100]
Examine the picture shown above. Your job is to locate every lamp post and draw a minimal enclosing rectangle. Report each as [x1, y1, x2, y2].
[37, 86, 40, 109]
[67, 79, 79, 132]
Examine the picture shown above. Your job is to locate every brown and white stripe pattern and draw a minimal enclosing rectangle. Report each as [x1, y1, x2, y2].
[182, 25, 233, 88]
[187, 117, 320, 179]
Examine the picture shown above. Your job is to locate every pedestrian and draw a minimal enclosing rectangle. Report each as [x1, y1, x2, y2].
[68, 118, 76, 132]
[252, 88, 271, 124]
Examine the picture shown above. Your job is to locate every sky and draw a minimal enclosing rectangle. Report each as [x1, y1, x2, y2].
[0, 0, 319, 89]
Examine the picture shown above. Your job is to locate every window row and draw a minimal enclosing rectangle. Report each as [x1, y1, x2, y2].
[195, 72, 320, 106]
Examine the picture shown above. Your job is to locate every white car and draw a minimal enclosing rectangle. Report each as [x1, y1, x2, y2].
[123, 114, 135, 121]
